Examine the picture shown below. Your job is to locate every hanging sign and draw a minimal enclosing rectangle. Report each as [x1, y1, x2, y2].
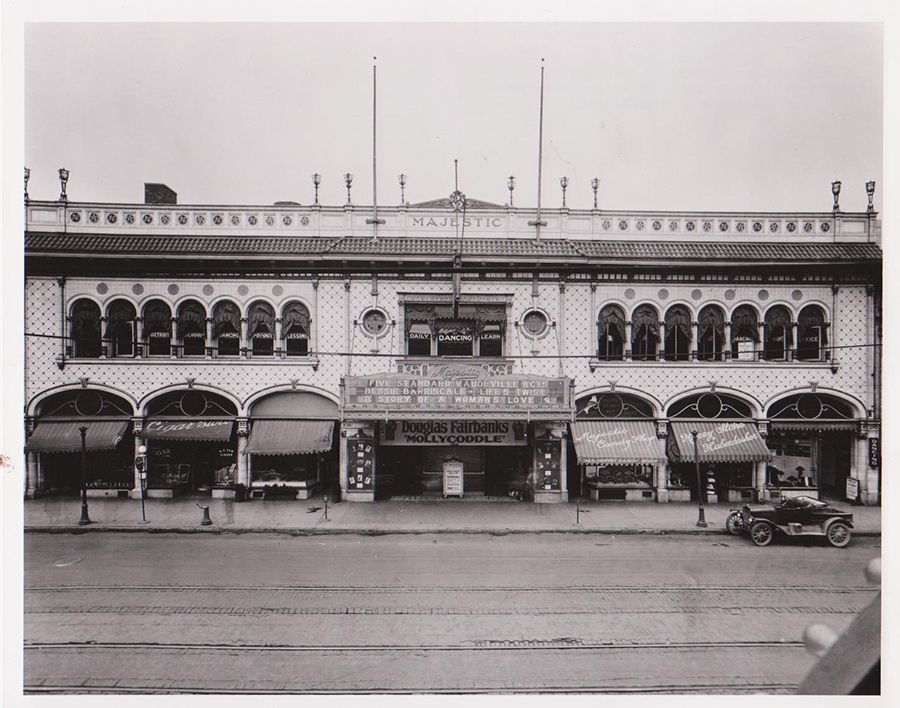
[868, 438, 880, 469]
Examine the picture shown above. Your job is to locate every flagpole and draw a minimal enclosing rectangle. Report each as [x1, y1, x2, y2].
[367, 57, 384, 241]
[529, 59, 547, 239]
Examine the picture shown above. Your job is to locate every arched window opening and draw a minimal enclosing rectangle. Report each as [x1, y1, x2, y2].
[105, 300, 136, 358]
[697, 305, 725, 362]
[282, 301, 310, 356]
[797, 305, 828, 361]
[248, 301, 275, 356]
[177, 300, 207, 357]
[142, 300, 172, 357]
[212, 301, 241, 357]
[730, 305, 759, 361]
[763, 305, 792, 361]
[631, 305, 659, 361]
[597, 305, 625, 361]
[664, 305, 691, 362]
[71, 300, 102, 358]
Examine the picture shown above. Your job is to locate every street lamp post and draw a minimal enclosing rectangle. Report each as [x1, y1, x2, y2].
[78, 426, 92, 526]
[691, 430, 708, 528]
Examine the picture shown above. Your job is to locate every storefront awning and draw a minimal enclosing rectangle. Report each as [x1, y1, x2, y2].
[26, 420, 129, 453]
[669, 421, 772, 463]
[769, 420, 858, 433]
[141, 418, 234, 441]
[244, 420, 335, 456]
[571, 420, 666, 465]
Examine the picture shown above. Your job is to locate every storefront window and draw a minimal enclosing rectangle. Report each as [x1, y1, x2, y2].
[178, 299, 207, 356]
[437, 321, 474, 356]
[597, 305, 625, 360]
[71, 299, 102, 358]
[697, 305, 725, 361]
[248, 301, 275, 356]
[143, 300, 172, 357]
[282, 301, 310, 356]
[730, 305, 759, 361]
[478, 323, 503, 357]
[105, 299, 136, 358]
[797, 305, 827, 361]
[763, 305, 792, 361]
[664, 305, 691, 361]
[213, 300, 241, 356]
[407, 322, 432, 356]
[631, 304, 659, 361]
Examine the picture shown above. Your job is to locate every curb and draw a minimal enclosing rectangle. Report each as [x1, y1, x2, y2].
[23, 526, 882, 537]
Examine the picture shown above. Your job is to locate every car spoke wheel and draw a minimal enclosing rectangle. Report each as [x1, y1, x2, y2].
[725, 512, 742, 535]
[826, 521, 851, 548]
[749, 521, 774, 546]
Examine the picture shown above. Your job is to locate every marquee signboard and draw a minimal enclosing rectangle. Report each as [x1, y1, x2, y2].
[380, 420, 525, 446]
[343, 363, 571, 419]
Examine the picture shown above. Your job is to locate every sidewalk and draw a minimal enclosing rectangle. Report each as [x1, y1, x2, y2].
[23, 495, 882, 536]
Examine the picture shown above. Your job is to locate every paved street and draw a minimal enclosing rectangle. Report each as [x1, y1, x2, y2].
[22, 532, 880, 694]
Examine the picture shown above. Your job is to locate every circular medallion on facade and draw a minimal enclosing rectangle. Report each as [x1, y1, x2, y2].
[160, 214, 171, 225]
[719, 221, 729, 232]
[602, 219, 611, 231]
[272, 285, 284, 296]
[106, 213, 118, 224]
[96, 283, 108, 295]
[797, 393, 823, 420]
[231, 215, 241, 225]
[821, 222, 831, 232]
[213, 214, 223, 225]
[597, 393, 624, 418]
[786, 222, 797, 232]
[657, 288, 669, 300]
[265, 215, 275, 226]
[283, 215, 293, 226]
[736, 221, 746, 232]
[74, 390, 103, 417]
[125, 213, 136, 224]
[202, 284, 214, 296]
[361, 308, 389, 337]
[697, 393, 723, 419]
[70, 212, 81, 223]
[669, 220, 679, 231]
[724, 289, 736, 301]
[702, 221, 712, 232]
[691, 289, 702, 300]
[803, 222, 813, 233]
[132, 284, 144, 295]
[142, 213, 153, 225]
[757, 289, 770, 300]
[180, 391, 208, 417]
[652, 220, 662, 231]
[522, 309, 549, 337]
[248, 215, 258, 225]
[769, 222, 779, 233]
[89, 212, 100, 224]
[195, 214, 206, 225]
[618, 220, 628, 231]
[636, 220, 645, 231]
[685, 221, 696, 231]
[237, 284, 249, 296]
[177, 214, 188, 225]
[624, 288, 636, 300]
[791, 289, 803, 301]
[301, 216, 310, 226]
[167, 284, 180, 295]
[752, 221, 762, 232]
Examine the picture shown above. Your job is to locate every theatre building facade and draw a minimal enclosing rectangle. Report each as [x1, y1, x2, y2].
[23, 183, 882, 505]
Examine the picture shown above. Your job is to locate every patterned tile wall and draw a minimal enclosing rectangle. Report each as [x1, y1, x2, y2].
[25, 275, 876, 418]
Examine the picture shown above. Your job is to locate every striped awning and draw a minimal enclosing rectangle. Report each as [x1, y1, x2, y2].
[669, 421, 772, 463]
[769, 420, 858, 433]
[244, 420, 335, 456]
[571, 420, 666, 465]
[142, 418, 234, 441]
[26, 420, 129, 453]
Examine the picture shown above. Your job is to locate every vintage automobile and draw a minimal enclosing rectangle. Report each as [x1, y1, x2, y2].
[725, 495, 854, 547]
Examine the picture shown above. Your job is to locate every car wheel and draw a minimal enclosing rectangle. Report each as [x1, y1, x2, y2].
[826, 521, 851, 548]
[749, 521, 774, 547]
[725, 512, 742, 535]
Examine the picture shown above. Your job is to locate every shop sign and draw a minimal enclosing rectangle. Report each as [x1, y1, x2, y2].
[344, 364, 569, 414]
[734, 338, 755, 361]
[574, 425, 656, 454]
[381, 420, 525, 446]
[868, 438, 880, 469]
[846, 476, 859, 501]
[676, 422, 758, 454]
[144, 419, 232, 434]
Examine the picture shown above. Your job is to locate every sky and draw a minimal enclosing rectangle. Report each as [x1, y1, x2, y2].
[22, 20, 884, 213]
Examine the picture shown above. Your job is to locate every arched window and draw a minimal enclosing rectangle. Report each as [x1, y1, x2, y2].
[248, 301, 275, 356]
[730, 305, 759, 361]
[71, 299, 102, 358]
[664, 305, 691, 362]
[631, 305, 659, 361]
[105, 299, 136, 358]
[597, 305, 625, 361]
[177, 299, 207, 357]
[281, 301, 310, 356]
[697, 305, 725, 361]
[212, 300, 241, 357]
[797, 305, 828, 361]
[763, 305, 792, 361]
[142, 300, 172, 357]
